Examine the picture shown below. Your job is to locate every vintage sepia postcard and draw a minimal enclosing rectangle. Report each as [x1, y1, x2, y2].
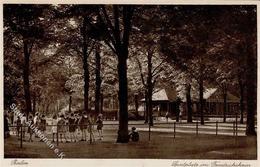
[1, 0, 259, 167]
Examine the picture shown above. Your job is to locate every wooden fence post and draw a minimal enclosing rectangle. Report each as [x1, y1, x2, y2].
[173, 122, 176, 139]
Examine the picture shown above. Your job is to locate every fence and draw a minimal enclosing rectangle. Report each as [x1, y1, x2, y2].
[7, 119, 246, 149]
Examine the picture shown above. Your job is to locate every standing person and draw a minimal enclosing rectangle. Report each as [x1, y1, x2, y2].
[64, 115, 70, 143]
[165, 111, 169, 123]
[96, 115, 103, 140]
[74, 113, 80, 139]
[16, 116, 21, 138]
[69, 113, 77, 142]
[4, 114, 10, 138]
[57, 115, 67, 143]
[39, 115, 46, 141]
[179, 107, 183, 123]
[79, 112, 88, 141]
[51, 115, 58, 142]
[27, 115, 33, 142]
[88, 114, 95, 142]
[10, 111, 14, 125]
[21, 114, 27, 141]
[33, 113, 39, 138]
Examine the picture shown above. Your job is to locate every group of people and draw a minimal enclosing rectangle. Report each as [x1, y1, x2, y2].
[51, 112, 104, 143]
[15, 113, 47, 142]
[10, 112, 104, 143]
[6, 111, 140, 143]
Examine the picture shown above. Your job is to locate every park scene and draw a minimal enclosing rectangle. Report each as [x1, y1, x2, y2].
[3, 4, 257, 159]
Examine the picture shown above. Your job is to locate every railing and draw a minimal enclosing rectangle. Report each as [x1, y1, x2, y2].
[7, 119, 253, 149]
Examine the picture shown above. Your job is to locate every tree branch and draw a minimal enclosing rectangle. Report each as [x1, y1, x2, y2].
[104, 39, 117, 54]
[99, 6, 117, 48]
[28, 40, 35, 55]
[135, 57, 147, 87]
[151, 59, 165, 76]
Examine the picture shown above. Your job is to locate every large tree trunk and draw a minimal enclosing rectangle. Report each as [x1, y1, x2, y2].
[239, 80, 245, 124]
[222, 84, 227, 123]
[223, 93, 227, 123]
[245, 37, 256, 136]
[116, 55, 129, 143]
[147, 50, 153, 126]
[82, 17, 89, 114]
[100, 93, 103, 114]
[32, 95, 36, 115]
[110, 5, 133, 143]
[176, 101, 180, 122]
[95, 46, 101, 115]
[134, 94, 139, 117]
[23, 39, 32, 118]
[199, 78, 204, 125]
[186, 84, 193, 123]
[144, 92, 148, 123]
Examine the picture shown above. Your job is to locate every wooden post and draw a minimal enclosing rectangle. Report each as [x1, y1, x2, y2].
[233, 121, 235, 136]
[196, 120, 198, 136]
[20, 125, 23, 148]
[56, 125, 59, 146]
[235, 113, 238, 136]
[89, 121, 92, 144]
[216, 121, 218, 136]
[148, 123, 151, 141]
[173, 122, 176, 139]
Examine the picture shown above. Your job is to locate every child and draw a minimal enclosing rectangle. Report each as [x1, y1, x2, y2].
[4, 114, 10, 138]
[51, 115, 58, 142]
[129, 127, 139, 142]
[64, 115, 70, 143]
[79, 113, 88, 141]
[16, 116, 21, 138]
[75, 114, 81, 138]
[69, 113, 77, 142]
[57, 115, 67, 143]
[33, 113, 39, 138]
[21, 114, 27, 141]
[96, 115, 103, 140]
[88, 114, 95, 142]
[27, 115, 33, 142]
[39, 115, 46, 141]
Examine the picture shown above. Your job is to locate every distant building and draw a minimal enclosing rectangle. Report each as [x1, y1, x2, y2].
[190, 88, 240, 115]
[140, 87, 240, 117]
[140, 88, 180, 117]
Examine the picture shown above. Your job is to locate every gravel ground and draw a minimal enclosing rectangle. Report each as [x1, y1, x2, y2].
[4, 124, 257, 159]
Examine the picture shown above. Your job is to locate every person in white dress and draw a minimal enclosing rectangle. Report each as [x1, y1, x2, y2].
[33, 113, 39, 138]
[21, 114, 27, 140]
[51, 115, 58, 142]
